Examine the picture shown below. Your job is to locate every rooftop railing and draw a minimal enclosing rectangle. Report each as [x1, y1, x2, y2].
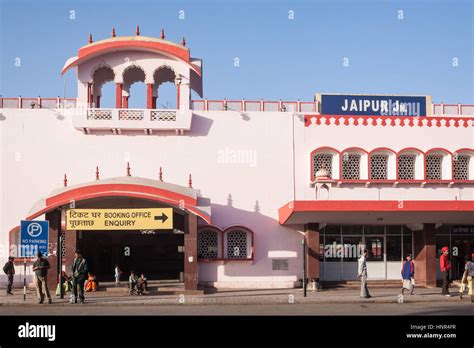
[1, 97, 473, 116]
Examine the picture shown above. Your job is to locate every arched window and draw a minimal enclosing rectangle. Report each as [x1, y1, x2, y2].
[197, 227, 222, 260]
[341, 148, 368, 180]
[453, 149, 473, 180]
[369, 149, 396, 180]
[310, 147, 339, 180]
[91, 65, 115, 108]
[397, 149, 424, 180]
[224, 227, 253, 260]
[425, 149, 451, 180]
[122, 65, 146, 109]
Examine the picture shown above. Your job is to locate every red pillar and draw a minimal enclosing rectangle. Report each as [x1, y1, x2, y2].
[115, 83, 123, 109]
[87, 83, 92, 108]
[146, 83, 153, 109]
[414, 224, 437, 287]
[122, 96, 129, 109]
[96, 95, 100, 108]
[305, 223, 320, 283]
[152, 96, 157, 109]
[184, 213, 198, 290]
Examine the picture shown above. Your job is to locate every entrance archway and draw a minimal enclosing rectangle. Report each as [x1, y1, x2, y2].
[20, 176, 211, 291]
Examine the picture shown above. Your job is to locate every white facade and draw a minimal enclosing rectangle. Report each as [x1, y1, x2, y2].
[1, 33, 473, 288]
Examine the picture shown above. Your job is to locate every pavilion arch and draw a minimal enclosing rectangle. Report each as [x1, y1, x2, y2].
[340, 147, 369, 180]
[369, 147, 396, 180]
[452, 148, 474, 181]
[153, 65, 177, 109]
[90, 64, 115, 108]
[425, 148, 452, 181]
[310, 147, 340, 181]
[396, 148, 425, 181]
[122, 65, 147, 108]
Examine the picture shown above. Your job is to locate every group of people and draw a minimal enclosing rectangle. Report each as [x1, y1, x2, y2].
[114, 265, 148, 295]
[357, 247, 474, 302]
[2, 249, 89, 304]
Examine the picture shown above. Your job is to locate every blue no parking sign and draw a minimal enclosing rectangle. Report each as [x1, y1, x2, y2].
[20, 220, 49, 257]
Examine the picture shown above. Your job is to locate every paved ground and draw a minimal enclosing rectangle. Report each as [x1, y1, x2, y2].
[0, 286, 472, 315]
[0, 301, 471, 316]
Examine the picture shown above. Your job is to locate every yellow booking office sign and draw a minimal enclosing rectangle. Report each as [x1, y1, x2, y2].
[66, 208, 173, 230]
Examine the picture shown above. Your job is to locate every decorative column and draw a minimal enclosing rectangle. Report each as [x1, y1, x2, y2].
[177, 84, 181, 110]
[146, 83, 153, 109]
[304, 223, 320, 290]
[45, 209, 61, 291]
[413, 224, 437, 287]
[87, 83, 92, 108]
[96, 95, 101, 108]
[122, 96, 129, 109]
[184, 213, 198, 290]
[115, 83, 123, 109]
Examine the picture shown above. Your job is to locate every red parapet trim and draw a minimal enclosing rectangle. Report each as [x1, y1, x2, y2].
[278, 200, 474, 224]
[304, 115, 474, 128]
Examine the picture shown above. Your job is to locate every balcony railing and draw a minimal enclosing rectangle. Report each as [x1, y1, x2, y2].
[75, 108, 191, 134]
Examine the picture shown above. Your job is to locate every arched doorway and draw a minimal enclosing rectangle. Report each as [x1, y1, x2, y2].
[19, 176, 212, 290]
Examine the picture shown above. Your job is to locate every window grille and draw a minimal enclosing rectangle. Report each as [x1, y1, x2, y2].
[313, 153, 333, 178]
[342, 154, 361, 180]
[426, 155, 443, 180]
[370, 154, 388, 180]
[226, 230, 249, 259]
[397, 154, 416, 180]
[453, 155, 470, 180]
[197, 229, 219, 259]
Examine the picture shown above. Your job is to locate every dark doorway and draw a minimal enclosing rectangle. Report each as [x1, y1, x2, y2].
[78, 230, 184, 281]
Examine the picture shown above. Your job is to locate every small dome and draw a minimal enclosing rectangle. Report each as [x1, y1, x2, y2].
[315, 167, 330, 180]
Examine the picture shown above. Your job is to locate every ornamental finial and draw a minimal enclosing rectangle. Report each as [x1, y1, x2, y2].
[188, 173, 192, 188]
[136, 25, 140, 36]
[63, 174, 68, 187]
[96, 165, 100, 180]
[160, 28, 165, 39]
[88, 33, 93, 44]
[112, 27, 116, 37]
[181, 36, 186, 47]
[126, 162, 131, 176]
[159, 167, 163, 181]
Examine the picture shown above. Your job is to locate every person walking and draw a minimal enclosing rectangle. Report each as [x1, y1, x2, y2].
[3, 256, 15, 295]
[114, 265, 122, 286]
[358, 249, 371, 299]
[71, 249, 88, 304]
[440, 246, 452, 297]
[401, 254, 415, 295]
[460, 253, 474, 303]
[32, 252, 52, 304]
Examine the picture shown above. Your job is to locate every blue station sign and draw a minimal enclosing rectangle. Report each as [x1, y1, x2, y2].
[317, 94, 430, 116]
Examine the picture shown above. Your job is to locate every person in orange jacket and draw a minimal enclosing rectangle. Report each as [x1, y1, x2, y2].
[440, 246, 451, 297]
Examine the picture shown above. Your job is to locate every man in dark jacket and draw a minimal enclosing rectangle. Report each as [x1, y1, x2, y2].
[71, 249, 88, 304]
[3, 256, 15, 295]
[33, 252, 52, 304]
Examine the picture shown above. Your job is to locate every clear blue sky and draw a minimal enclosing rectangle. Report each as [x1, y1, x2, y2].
[1, 0, 473, 107]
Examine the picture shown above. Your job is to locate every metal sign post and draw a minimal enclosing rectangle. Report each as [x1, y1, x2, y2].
[23, 258, 26, 302]
[302, 238, 307, 297]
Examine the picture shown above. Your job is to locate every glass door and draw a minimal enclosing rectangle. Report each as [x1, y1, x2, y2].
[364, 235, 385, 279]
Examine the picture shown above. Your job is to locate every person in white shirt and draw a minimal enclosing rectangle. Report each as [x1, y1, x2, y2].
[358, 249, 371, 298]
[114, 265, 122, 286]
